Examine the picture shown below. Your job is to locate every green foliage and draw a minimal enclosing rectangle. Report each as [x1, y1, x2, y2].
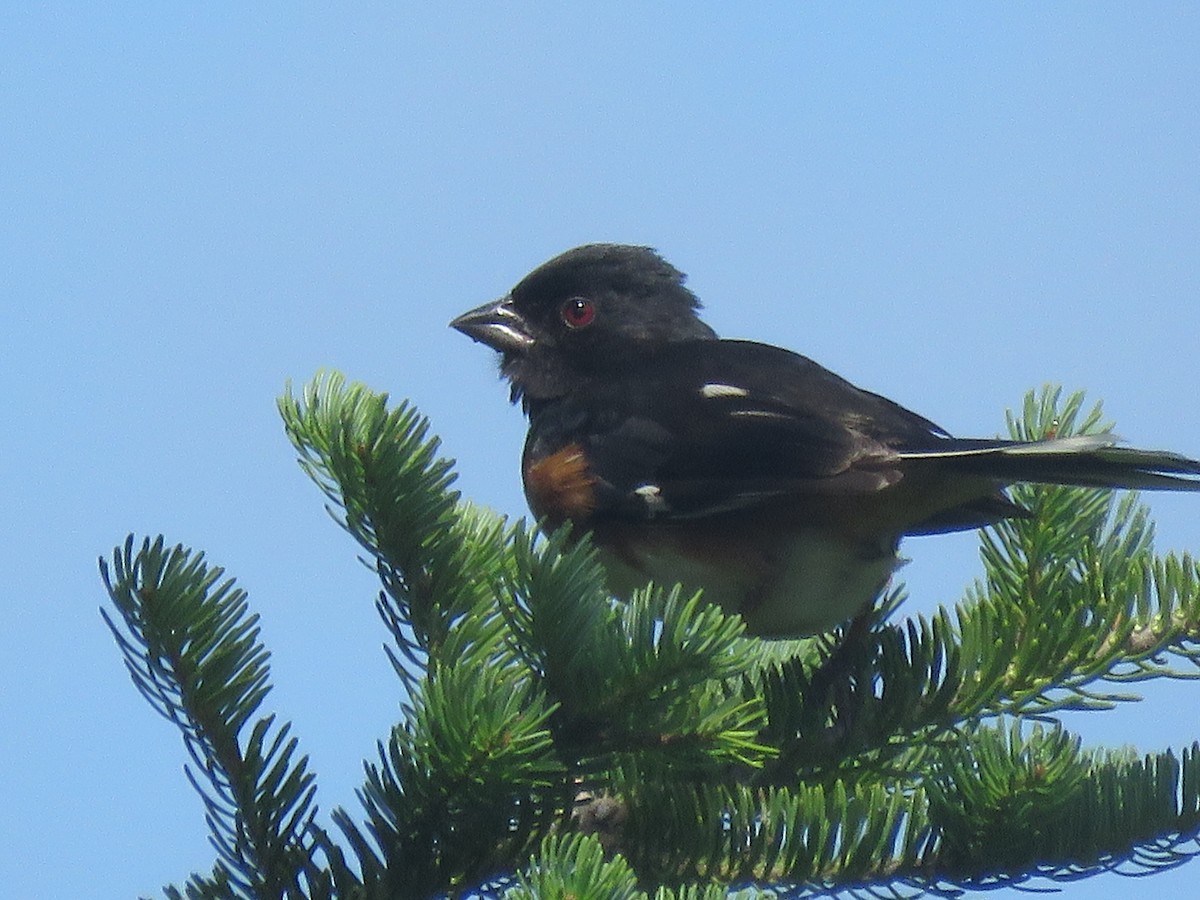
[502, 524, 768, 777]
[101, 376, 1200, 897]
[101, 537, 324, 899]
[509, 834, 643, 899]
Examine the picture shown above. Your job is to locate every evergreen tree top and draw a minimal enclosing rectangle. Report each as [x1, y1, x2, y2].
[101, 375, 1200, 898]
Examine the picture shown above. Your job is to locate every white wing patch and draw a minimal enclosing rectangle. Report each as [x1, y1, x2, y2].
[700, 382, 749, 399]
[729, 409, 793, 422]
[633, 483, 670, 515]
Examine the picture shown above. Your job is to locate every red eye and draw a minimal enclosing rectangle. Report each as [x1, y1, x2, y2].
[560, 297, 596, 329]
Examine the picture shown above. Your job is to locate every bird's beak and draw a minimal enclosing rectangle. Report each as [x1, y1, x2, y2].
[449, 297, 535, 353]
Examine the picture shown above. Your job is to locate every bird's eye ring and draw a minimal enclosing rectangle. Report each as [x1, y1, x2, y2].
[560, 297, 596, 329]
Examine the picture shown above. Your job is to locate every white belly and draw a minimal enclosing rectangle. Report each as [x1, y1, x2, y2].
[599, 528, 902, 638]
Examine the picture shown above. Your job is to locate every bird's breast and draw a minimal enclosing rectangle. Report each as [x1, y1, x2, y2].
[593, 517, 901, 638]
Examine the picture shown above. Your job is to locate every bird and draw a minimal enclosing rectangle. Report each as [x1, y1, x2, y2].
[450, 243, 1200, 638]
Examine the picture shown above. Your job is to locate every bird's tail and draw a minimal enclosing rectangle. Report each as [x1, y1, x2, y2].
[899, 434, 1200, 491]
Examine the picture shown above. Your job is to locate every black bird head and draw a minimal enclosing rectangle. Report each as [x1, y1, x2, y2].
[451, 244, 717, 403]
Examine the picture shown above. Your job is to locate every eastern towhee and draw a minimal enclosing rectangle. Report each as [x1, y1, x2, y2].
[451, 244, 1200, 637]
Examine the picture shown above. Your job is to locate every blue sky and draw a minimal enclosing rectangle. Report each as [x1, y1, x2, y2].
[3, 5, 1199, 897]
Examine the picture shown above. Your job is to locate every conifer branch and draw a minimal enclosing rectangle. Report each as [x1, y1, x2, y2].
[101, 377, 1200, 896]
[101, 536, 324, 899]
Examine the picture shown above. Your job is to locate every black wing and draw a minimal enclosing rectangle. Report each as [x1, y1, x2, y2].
[546, 339, 955, 521]
[534, 338, 1200, 524]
